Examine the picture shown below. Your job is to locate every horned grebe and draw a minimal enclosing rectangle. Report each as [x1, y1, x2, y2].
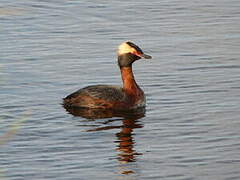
[63, 41, 152, 110]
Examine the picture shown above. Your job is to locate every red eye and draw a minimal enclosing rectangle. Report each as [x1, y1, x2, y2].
[133, 51, 142, 57]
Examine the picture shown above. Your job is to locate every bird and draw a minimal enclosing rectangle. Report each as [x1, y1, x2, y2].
[63, 41, 152, 110]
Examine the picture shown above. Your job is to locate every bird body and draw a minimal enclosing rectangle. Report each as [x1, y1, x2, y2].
[63, 41, 151, 110]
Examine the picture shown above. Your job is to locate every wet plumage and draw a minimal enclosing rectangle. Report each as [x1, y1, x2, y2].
[64, 85, 125, 107]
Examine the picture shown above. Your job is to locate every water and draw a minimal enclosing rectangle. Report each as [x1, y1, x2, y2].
[1, 0, 240, 179]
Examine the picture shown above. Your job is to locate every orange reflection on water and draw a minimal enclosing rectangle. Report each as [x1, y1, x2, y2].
[64, 106, 145, 174]
[116, 118, 143, 164]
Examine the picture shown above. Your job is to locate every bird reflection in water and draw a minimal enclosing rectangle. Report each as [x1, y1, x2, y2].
[64, 105, 145, 174]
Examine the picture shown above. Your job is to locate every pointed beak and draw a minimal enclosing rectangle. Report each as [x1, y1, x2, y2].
[132, 48, 152, 59]
[139, 53, 152, 59]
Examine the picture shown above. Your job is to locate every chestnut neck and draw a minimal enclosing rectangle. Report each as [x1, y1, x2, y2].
[120, 66, 140, 94]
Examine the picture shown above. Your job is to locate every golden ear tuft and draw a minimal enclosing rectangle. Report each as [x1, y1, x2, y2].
[117, 42, 135, 56]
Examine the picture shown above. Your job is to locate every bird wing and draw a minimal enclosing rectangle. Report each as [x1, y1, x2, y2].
[64, 85, 125, 102]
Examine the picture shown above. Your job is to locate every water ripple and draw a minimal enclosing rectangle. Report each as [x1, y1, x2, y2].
[1, 0, 240, 180]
